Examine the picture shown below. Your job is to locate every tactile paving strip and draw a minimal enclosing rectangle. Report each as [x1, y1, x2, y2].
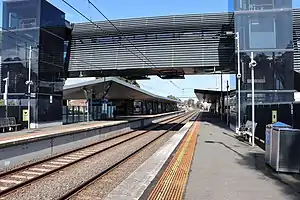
[148, 119, 200, 200]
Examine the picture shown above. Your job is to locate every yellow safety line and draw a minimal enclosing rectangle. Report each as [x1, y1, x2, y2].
[148, 120, 200, 200]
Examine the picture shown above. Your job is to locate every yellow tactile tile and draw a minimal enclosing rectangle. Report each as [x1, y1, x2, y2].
[148, 119, 200, 200]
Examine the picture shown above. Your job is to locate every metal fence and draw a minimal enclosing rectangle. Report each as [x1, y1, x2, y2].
[62, 105, 115, 124]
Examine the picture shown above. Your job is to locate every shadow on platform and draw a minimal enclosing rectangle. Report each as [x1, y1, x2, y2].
[201, 112, 268, 150]
[204, 140, 300, 199]
[199, 111, 300, 199]
[237, 152, 300, 199]
[197, 112, 233, 132]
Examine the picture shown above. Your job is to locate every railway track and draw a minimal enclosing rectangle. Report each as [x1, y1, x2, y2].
[58, 111, 196, 200]
[0, 111, 194, 199]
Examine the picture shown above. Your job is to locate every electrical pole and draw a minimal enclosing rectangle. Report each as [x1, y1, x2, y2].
[227, 80, 229, 126]
[225, 31, 241, 134]
[236, 32, 241, 134]
[249, 52, 257, 146]
[3, 71, 9, 118]
[83, 89, 89, 122]
[220, 71, 223, 120]
[26, 46, 33, 129]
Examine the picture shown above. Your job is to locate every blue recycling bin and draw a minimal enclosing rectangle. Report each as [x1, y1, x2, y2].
[265, 122, 291, 165]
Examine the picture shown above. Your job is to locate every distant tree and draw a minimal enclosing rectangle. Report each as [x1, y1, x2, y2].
[167, 95, 178, 100]
[196, 101, 201, 108]
[183, 100, 188, 105]
[187, 98, 195, 108]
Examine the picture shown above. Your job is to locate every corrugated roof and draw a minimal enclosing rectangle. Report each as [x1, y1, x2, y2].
[68, 12, 235, 75]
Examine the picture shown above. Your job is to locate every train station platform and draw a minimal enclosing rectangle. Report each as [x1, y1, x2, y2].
[184, 112, 300, 200]
[106, 111, 300, 199]
[0, 112, 180, 145]
[0, 111, 182, 171]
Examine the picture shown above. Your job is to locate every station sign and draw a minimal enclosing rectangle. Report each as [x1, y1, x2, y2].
[23, 109, 29, 122]
[272, 110, 277, 123]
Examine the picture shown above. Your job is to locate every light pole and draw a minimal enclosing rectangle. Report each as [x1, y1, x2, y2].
[227, 80, 229, 126]
[220, 71, 223, 121]
[25, 46, 33, 129]
[236, 32, 241, 134]
[3, 72, 9, 118]
[249, 52, 257, 147]
[83, 88, 90, 122]
[224, 31, 241, 134]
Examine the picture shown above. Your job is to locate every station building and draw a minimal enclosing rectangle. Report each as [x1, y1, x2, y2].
[1, 0, 300, 131]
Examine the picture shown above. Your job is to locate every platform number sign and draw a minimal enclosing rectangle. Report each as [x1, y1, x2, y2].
[23, 109, 29, 122]
[272, 110, 277, 123]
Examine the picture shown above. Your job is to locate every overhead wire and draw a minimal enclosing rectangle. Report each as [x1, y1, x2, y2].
[61, 0, 156, 69]
[138, 83, 170, 94]
[69, 0, 181, 90]
[168, 80, 182, 90]
[84, 0, 187, 90]
[87, 0, 182, 90]
[87, 0, 156, 68]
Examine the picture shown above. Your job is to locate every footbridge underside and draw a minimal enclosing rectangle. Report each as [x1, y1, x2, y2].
[67, 12, 235, 78]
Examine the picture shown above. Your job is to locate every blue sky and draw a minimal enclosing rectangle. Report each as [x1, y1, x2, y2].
[3, 0, 300, 100]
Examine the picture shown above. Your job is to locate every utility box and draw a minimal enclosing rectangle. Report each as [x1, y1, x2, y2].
[269, 127, 300, 173]
[265, 122, 291, 165]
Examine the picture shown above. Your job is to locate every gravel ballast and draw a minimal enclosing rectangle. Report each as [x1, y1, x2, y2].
[1, 128, 173, 200]
[70, 129, 180, 200]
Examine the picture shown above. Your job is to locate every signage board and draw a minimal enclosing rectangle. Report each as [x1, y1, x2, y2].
[272, 110, 277, 123]
[23, 109, 29, 122]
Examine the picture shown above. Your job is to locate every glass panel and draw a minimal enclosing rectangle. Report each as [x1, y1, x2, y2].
[228, 0, 234, 12]
[8, 12, 18, 29]
[40, 0, 65, 38]
[240, 51, 294, 92]
[1, 30, 39, 61]
[235, 10, 293, 50]
[3, 0, 40, 30]
[37, 95, 62, 123]
[234, 0, 292, 11]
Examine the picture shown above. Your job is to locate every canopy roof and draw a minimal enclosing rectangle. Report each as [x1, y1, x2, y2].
[63, 77, 178, 103]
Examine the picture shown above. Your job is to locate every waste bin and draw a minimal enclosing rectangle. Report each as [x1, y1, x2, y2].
[269, 127, 300, 173]
[265, 122, 291, 165]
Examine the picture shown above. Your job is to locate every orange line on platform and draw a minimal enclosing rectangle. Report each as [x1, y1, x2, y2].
[148, 119, 200, 200]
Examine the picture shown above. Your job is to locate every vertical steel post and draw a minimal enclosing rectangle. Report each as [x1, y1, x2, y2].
[27, 46, 32, 129]
[227, 80, 229, 126]
[84, 89, 89, 122]
[236, 32, 241, 134]
[220, 71, 223, 120]
[250, 52, 255, 146]
[3, 71, 9, 118]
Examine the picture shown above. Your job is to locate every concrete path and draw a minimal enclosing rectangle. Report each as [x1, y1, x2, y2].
[184, 113, 300, 200]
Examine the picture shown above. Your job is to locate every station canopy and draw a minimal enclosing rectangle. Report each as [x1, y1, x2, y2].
[63, 77, 178, 103]
[194, 89, 235, 103]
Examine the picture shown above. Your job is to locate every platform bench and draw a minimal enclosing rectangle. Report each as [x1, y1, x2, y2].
[239, 120, 257, 144]
[0, 117, 21, 132]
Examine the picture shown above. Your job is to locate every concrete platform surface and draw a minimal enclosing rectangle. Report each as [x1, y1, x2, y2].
[184, 113, 300, 200]
[0, 120, 127, 145]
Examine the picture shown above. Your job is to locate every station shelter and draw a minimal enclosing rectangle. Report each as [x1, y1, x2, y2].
[63, 77, 178, 124]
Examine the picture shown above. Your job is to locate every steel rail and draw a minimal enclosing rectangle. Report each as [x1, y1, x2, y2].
[0, 112, 191, 197]
[58, 111, 197, 200]
[0, 113, 183, 178]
